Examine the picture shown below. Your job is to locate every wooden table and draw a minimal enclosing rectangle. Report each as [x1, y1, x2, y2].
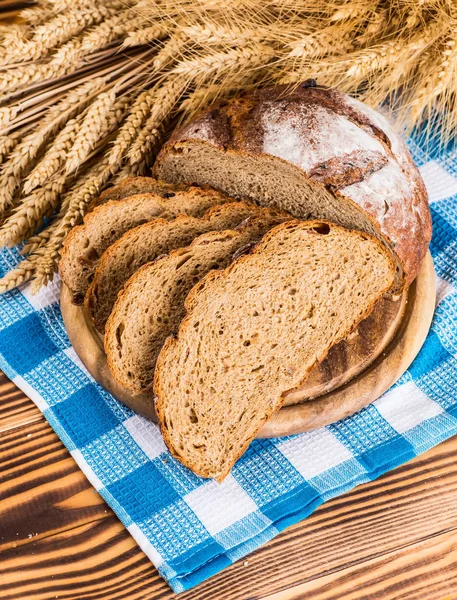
[2, 371, 457, 600]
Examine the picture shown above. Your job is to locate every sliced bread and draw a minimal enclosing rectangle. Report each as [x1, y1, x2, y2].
[105, 212, 288, 393]
[93, 177, 192, 208]
[60, 187, 232, 304]
[154, 221, 396, 481]
[86, 201, 285, 333]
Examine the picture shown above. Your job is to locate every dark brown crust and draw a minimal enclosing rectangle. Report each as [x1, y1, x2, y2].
[154, 83, 431, 286]
[154, 220, 396, 481]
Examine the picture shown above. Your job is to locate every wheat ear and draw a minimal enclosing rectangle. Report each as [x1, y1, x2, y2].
[0, 177, 66, 248]
[108, 89, 156, 165]
[0, 255, 41, 294]
[127, 77, 188, 165]
[23, 118, 81, 194]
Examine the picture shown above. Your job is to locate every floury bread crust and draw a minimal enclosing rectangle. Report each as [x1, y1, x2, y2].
[154, 221, 396, 482]
[59, 187, 233, 304]
[153, 83, 431, 290]
[86, 201, 287, 333]
[104, 211, 288, 394]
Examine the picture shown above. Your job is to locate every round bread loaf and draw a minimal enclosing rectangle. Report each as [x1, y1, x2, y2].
[154, 82, 432, 289]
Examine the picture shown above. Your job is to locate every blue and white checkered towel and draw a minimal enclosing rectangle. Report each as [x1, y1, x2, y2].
[1, 134, 457, 593]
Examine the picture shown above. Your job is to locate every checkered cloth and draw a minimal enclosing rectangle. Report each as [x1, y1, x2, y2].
[1, 135, 457, 593]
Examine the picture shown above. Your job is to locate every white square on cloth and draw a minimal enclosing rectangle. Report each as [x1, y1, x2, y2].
[419, 161, 457, 203]
[374, 380, 443, 434]
[277, 428, 354, 479]
[124, 415, 168, 460]
[21, 278, 61, 311]
[184, 475, 258, 535]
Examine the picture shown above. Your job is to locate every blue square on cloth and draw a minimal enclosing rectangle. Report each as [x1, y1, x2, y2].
[430, 208, 457, 255]
[0, 313, 59, 373]
[409, 331, 451, 380]
[107, 462, 181, 521]
[261, 480, 319, 523]
[51, 383, 120, 446]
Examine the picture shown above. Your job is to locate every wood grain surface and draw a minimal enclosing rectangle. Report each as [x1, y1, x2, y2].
[2, 370, 457, 600]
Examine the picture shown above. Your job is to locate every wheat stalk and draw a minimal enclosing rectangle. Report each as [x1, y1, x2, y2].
[0, 0, 455, 294]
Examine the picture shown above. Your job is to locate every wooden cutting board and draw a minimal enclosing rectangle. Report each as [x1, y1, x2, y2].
[60, 251, 435, 437]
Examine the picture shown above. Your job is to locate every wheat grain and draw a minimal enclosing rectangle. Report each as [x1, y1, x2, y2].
[0, 106, 19, 130]
[0, 5, 121, 66]
[0, 78, 105, 216]
[180, 22, 266, 45]
[410, 30, 457, 123]
[29, 157, 119, 289]
[171, 43, 275, 81]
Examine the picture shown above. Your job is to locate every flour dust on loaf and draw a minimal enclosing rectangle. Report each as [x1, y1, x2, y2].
[104, 210, 288, 393]
[154, 83, 431, 292]
[154, 221, 396, 482]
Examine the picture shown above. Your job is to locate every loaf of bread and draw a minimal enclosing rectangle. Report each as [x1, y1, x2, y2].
[154, 83, 431, 291]
[86, 201, 286, 333]
[154, 221, 396, 481]
[60, 187, 232, 304]
[105, 209, 288, 393]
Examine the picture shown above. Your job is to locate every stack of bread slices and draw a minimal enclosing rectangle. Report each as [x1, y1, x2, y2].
[60, 83, 431, 482]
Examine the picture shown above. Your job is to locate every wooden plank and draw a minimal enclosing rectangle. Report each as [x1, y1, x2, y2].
[0, 518, 171, 600]
[263, 530, 457, 600]
[0, 372, 42, 433]
[0, 420, 107, 551]
[2, 388, 457, 599]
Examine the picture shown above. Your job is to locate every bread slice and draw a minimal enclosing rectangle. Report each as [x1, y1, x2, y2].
[105, 212, 288, 393]
[154, 221, 396, 481]
[60, 187, 232, 304]
[93, 177, 192, 208]
[86, 201, 284, 333]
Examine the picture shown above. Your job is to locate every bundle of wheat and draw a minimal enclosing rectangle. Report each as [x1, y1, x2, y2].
[0, 0, 454, 293]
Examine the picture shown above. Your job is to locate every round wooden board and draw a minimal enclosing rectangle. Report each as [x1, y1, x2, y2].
[60, 251, 435, 438]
